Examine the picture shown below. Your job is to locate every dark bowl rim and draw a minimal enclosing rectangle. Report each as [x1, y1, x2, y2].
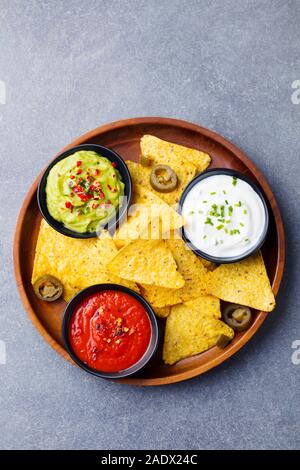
[37, 144, 132, 239]
[178, 168, 270, 264]
[61, 283, 159, 379]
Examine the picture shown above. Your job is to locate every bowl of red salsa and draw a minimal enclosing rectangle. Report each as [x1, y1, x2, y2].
[62, 284, 159, 379]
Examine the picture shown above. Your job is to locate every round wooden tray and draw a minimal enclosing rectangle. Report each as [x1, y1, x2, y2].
[13, 117, 285, 386]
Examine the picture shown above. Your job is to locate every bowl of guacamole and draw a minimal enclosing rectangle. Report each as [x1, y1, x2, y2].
[37, 144, 132, 238]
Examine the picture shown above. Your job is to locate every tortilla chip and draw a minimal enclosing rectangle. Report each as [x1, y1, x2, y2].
[163, 296, 234, 365]
[140, 238, 209, 307]
[207, 251, 275, 312]
[32, 219, 139, 302]
[140, 284, 182, 308]
[154, 306, 171, 318]
[127, 160, 197, 205]
[184, 296, 222, 319]
[140, 134, 211, 173]
[107, 239, 185, 288]
[115, 184, 184, 245]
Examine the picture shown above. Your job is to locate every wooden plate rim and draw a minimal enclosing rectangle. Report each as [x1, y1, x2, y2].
[13, 117, 285, 386]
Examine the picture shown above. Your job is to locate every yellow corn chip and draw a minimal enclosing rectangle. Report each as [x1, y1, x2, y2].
[141, 134, 211, 173]
[107, 239, 185, 288]
[32, 220, 139, 302]
[207, 251, 275, 312]
[127, 160, 197, 206]
[115, 183, 184, 244]
[140, 284, 182, 308]
[163, 296, 234, 365]
[140, 238, 209, 307]
[154, 306, 171, 318]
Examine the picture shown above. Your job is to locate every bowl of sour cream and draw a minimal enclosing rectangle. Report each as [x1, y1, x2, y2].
[179, 169, 269, 263]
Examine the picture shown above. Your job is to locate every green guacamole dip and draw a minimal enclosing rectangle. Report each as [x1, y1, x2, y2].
[46, 150, 125, 233]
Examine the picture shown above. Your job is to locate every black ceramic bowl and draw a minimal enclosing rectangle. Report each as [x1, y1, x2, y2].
[179, 168, 269, 264]
[37, 144, 132, 239]
[62, 284, 159, 380]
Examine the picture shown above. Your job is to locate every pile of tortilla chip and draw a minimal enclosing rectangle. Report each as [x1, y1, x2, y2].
[126, 134, 211, 205]
[32, 134, 276, 367]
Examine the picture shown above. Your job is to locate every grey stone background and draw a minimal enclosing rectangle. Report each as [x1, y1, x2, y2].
[0, 0, 299, 450]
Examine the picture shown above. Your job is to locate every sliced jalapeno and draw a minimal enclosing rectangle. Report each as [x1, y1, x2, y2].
[150, 164, 178, 193]
[223, 304, 252, 332]
[33, 275, 63, 302]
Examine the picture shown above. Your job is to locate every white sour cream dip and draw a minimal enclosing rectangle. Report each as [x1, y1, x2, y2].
[181, 174, 266, 259]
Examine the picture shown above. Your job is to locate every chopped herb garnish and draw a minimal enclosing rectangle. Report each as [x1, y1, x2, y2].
[225, 199, 229, 205]
[217, 218, 225, 223]
[204, 217, 214, 226]
[202, 200, 208, 203]
[234, 201, 242, 207]
[225, 219, 231, 224]
[244, 237, 250, 242]
[188, 210, 194, 215]
[228, 206, 233, 216]
[223, 190, 226, 194]
[210, 192, 216, 195]
[220, 205, 225, 218]
[240, 222, 244, 227]
[224, 228, 228, 234]
[216, 224, 224, 230]
[243, 209, 247, 214]
[198, 210, 204, 214]
[232, 177, 238, 186]
[203, 234, 207, 239]
[230, 229, 241, 235]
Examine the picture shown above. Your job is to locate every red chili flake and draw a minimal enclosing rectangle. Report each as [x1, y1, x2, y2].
[76, 168, 82, 175]
[107, 199, 112, 204]
[76, 161, 82, 167]
[70, 175, 75, 179]
[73, 184, 93, 201]
[65, 201, 72, 209]
[99, 190, 105, 199]
[112, 162, 117, 168]
[107, 184, 117, 193]
[94, 169, 100, 176]
[92, 203, 99, 209]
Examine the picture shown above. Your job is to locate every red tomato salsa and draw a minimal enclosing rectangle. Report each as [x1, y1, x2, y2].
[69, 290, 152, 373]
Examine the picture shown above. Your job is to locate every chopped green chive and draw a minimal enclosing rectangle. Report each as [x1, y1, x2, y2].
[203, 234, 207, 239]
[216, 224, 224, 230]
[188, 210, 194, 215]
[244, 237, 250, 242]
[232, 177, 238, 186]
[223, 190, 226, 194]
[230, 229, 240, 235]
[243, 209, 247, 214]
[217, 218, 225, 223]
[204, 217, 214, 226]
[234, 201, 242, 207]
[225, 219, 231, 224]
[240, 222, 244, 227]
[228, 206, 233, 216]
[225, 199, 229, 205]
[224, 228, 228, 234]
[202, 200, 208, 203]
[210, 192, 216, 195]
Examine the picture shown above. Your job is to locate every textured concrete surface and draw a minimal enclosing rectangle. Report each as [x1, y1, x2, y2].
[0, 0, 299, 450]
